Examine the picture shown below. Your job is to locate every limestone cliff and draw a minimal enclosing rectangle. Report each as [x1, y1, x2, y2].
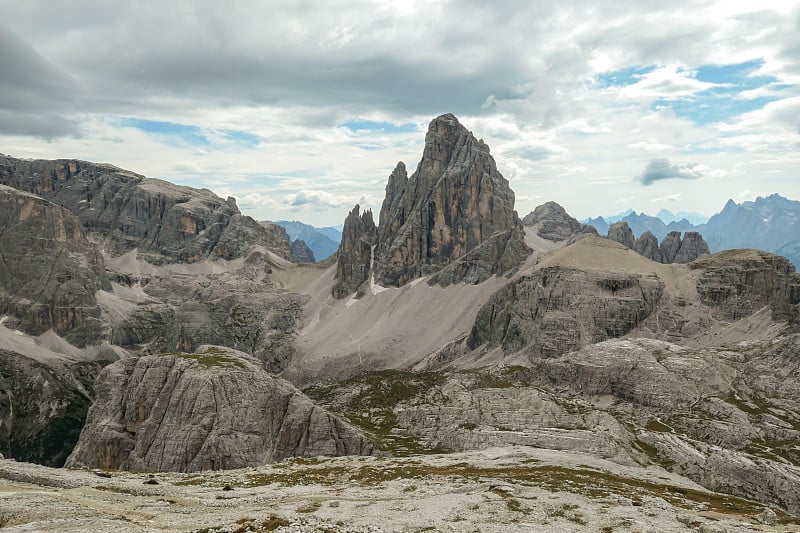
[66, 347, 376, 472]
[467, 237, 664, 356]
[0, 156, 293, 264]
[0, 185, 110, 345]
[332, 205, 377, 298]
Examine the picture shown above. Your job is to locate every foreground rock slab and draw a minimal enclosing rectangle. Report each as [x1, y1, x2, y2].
[66, 347, 375, 472]
[3, 446, 797, 532]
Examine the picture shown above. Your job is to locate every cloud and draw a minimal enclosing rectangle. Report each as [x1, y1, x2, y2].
[284, 189, 359, 209]
[616, 64, 719, 101]
[637, 158, 728, 185]
[651, 193, 682, 202]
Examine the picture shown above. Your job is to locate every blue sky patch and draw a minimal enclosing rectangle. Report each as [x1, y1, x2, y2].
[116, 117, 209, 146]
[340, 118, 418, 134]
[219, 129, 262, 147]
[113, 117, 263, 148]
[597, 60, 784, 126]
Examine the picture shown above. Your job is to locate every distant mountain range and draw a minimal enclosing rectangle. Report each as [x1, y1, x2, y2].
[584, 194, 800, 268]
[273, 220, 342, 261]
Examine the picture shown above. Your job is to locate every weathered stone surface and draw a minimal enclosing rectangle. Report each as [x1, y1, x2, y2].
[521, 201, 597, 242]
[373, 114, 528, 288]
[332, 205, 377, 299]
[66, 347, 376, 472]
[634, 231, 662, 262]
[660, 231, 683, 264]
[0, 156, 293, 264]
[0, 350, 105, 467]
[429, 225, 530, 287]
[107, 251, 303, 373]
[674, 231, 710, 263]
[290, 239, 316, 263]
[691, 249, 800, 322]
[607, 221, 635, 248]
[0, 185, 110, 345]
[467, 243, 665, 356]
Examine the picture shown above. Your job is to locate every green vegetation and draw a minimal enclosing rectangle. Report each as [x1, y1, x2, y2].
[160, 348, 248, 369]
[305, 369, 448, 455]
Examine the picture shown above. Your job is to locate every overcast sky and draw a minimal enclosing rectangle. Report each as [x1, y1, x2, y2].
[1, 1, 799, 226]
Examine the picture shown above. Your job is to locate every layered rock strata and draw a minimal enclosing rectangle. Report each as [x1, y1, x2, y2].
[0, 155, 293, 264]
[66, 347, 376, 472]
[0, 185, 110, 345]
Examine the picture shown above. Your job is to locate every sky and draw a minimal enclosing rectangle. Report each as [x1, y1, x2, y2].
[1, 1, 799, 226]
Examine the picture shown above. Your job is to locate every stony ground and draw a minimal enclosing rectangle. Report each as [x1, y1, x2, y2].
[1, 447, 797, 533]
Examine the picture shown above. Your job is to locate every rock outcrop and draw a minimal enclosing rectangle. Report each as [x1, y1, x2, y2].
[0, 156, 294, 264]
[0, 350, 105, 467]
[521, 201, 598, 242]
[66, 347, 376, 472]
[659, 231, 683, 264]
[290, 239, 316, 263]
[332, 205, 377, 298]
[0, 185, 110, 345]
[691, 249, 800, 322]
[633, 231, 662, 262]
[467, 237, 664, 356]
[332, 114, 530, 298]
[607, 221, 635, 248]
[673, 231, 710, 263]
[625, 229, 710, 264]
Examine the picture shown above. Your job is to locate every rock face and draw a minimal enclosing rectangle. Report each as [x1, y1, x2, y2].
[332, 205, 377, 298]
[674, 231, 710, 263]
[521, 201, 598, 242]
[66, 347, 376, 472]
[633, 231, 662, 262]
[659, 231, 683, 263]
[0, 185, 110, 345]
[333, 114, 529, 297]
[691, 249, 800, 322]
[607, 221, 635, 248]
[625, 230, 710, 265]
[0, 156, 293, 264]
[467, 238, 664, 356]
[0, 350, 105, 467]
[290, 239, 316, 263]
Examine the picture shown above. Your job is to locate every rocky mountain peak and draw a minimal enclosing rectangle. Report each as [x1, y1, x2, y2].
[332, 205, 378, 299]
[607, 221, 635, 248]
[521, 201, 598, 242]
[332, 114, 529, 297]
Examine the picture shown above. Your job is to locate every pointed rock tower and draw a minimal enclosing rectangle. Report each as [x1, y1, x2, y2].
[332, 114, 530, 297]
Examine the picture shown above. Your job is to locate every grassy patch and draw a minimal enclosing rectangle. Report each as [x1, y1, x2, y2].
[194, 515, 290, 533]
[161, 351, 248, 369]
[305, 370, 448, 455]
